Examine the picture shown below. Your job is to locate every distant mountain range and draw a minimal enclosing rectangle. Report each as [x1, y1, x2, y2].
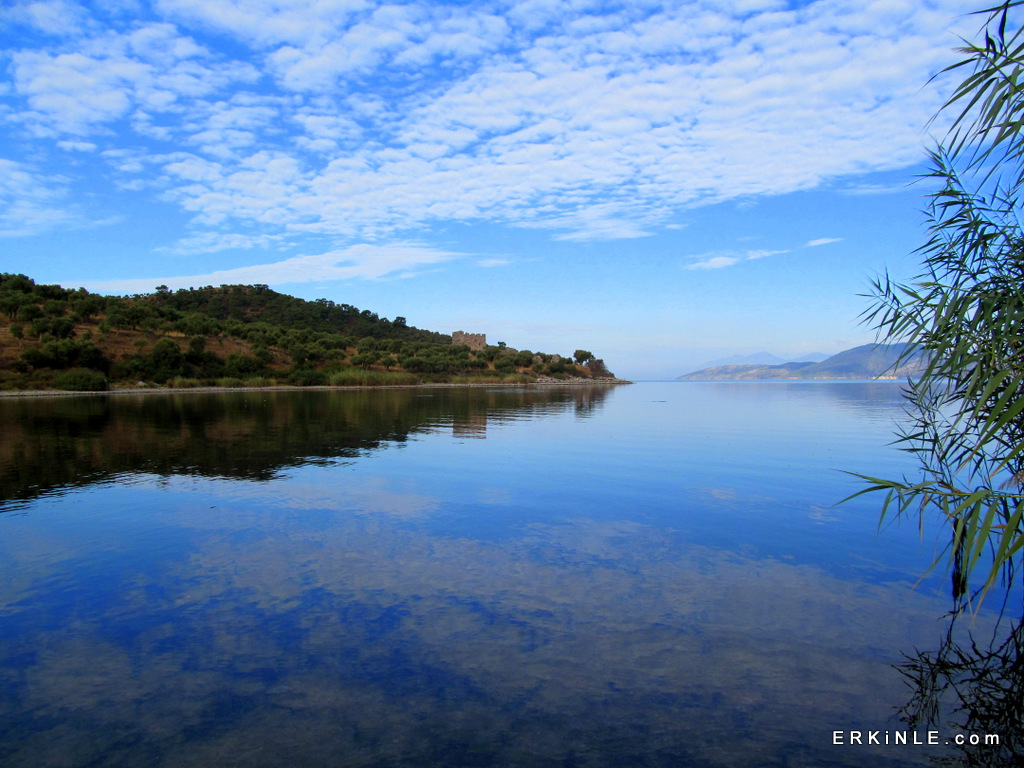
[694, 351, 829, 369]
[678, 343, 927, 380]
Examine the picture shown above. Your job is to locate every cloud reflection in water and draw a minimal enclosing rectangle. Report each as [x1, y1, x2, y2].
[0, 384, 968, 766]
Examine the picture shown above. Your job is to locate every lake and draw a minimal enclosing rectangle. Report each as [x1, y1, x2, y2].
[0, 381, 1006, 766]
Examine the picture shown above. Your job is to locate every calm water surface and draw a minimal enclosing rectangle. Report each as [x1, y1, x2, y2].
[0, 382, 995, 766]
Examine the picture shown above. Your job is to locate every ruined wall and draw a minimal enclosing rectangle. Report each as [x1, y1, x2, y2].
[452, 331, 486, 351]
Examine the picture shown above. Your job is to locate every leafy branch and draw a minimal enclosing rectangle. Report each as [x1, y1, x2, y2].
[856, 1, 1024, 605]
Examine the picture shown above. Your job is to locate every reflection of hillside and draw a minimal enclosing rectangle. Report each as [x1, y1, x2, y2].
[697, 380, 906, 421]
[0, 386, 613, 506]
[452, 413, 487, 438]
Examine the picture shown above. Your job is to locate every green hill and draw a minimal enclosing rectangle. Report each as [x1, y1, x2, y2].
[141, 283, 450, 343]
[0, 273, 616, 391]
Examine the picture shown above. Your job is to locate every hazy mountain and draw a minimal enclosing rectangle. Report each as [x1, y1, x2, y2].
[695, 351, 828, 369]
[678, 343, 926, 380]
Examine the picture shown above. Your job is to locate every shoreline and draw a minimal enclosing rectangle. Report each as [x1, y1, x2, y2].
[0, 378, 632, 399]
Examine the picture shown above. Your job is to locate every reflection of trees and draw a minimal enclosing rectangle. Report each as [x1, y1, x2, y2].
[0, 386, 613, 506]
[572, 386, 612, 418]
[899, 606, 1024, 766]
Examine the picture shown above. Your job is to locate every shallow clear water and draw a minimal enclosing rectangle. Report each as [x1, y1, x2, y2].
[0, 382, 984, 766]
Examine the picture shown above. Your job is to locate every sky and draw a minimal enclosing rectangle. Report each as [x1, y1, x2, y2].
[0, 0, 980, 378]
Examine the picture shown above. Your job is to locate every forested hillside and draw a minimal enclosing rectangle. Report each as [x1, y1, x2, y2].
[0, 274, 614, 391]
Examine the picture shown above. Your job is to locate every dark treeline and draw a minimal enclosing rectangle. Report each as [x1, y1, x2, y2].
[144, 281, 449, 343]
[0, 274, 614, 390]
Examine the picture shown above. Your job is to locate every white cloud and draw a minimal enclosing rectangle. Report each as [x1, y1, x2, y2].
[527, 203, 661, 241]
[78, 242, 465, 292]
[0, 158, 74, 236]
[156, 0, 369, 49]
[8, 24, 259, 137]
[260, 5, 512, 92]
[841, 182, 913, 195]
[56, 139, 97, 151]
[687, 255, 740, 270]
[0, 0, 91, 37]
[684, 247, 788, 270]
[746, 248, 788, 260]
[806, 237, 841, 247]
[160, 231, 285, 254]
[11, 50, 140, 134]
[3, 0, 973, 244]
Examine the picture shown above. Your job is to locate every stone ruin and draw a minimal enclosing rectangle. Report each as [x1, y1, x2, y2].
[452, 331, 486, 351]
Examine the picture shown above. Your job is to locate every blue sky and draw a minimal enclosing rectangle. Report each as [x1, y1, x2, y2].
[0, 0, 975, 378]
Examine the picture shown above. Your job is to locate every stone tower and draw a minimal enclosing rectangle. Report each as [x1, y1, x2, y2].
[452, 331, 486, 351]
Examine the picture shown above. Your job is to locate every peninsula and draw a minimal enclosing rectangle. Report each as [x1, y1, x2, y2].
[0, 273, 621, 391]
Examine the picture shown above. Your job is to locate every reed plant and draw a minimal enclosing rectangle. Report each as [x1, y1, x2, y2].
[853, 1, 1024, 605]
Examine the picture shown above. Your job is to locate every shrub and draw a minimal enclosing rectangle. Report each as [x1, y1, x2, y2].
[329, 369, 418, 386]
[288, 369, 328, 386]
[224, 353, 264, 378]
[54, 368, 108, 391]
[148, 338, 187, 382]
[187, 335, 206, 357]
[17, 304, 43, 323]
[21, 339, 109, 372]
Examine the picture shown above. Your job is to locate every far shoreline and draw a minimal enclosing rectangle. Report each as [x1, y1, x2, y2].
[0, 378, 633, 399]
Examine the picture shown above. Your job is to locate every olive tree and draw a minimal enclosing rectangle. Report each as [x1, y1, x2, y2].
[854, 1, 1024, 603]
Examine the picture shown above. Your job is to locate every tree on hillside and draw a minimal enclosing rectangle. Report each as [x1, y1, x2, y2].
[855, 1, 1024, 604]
